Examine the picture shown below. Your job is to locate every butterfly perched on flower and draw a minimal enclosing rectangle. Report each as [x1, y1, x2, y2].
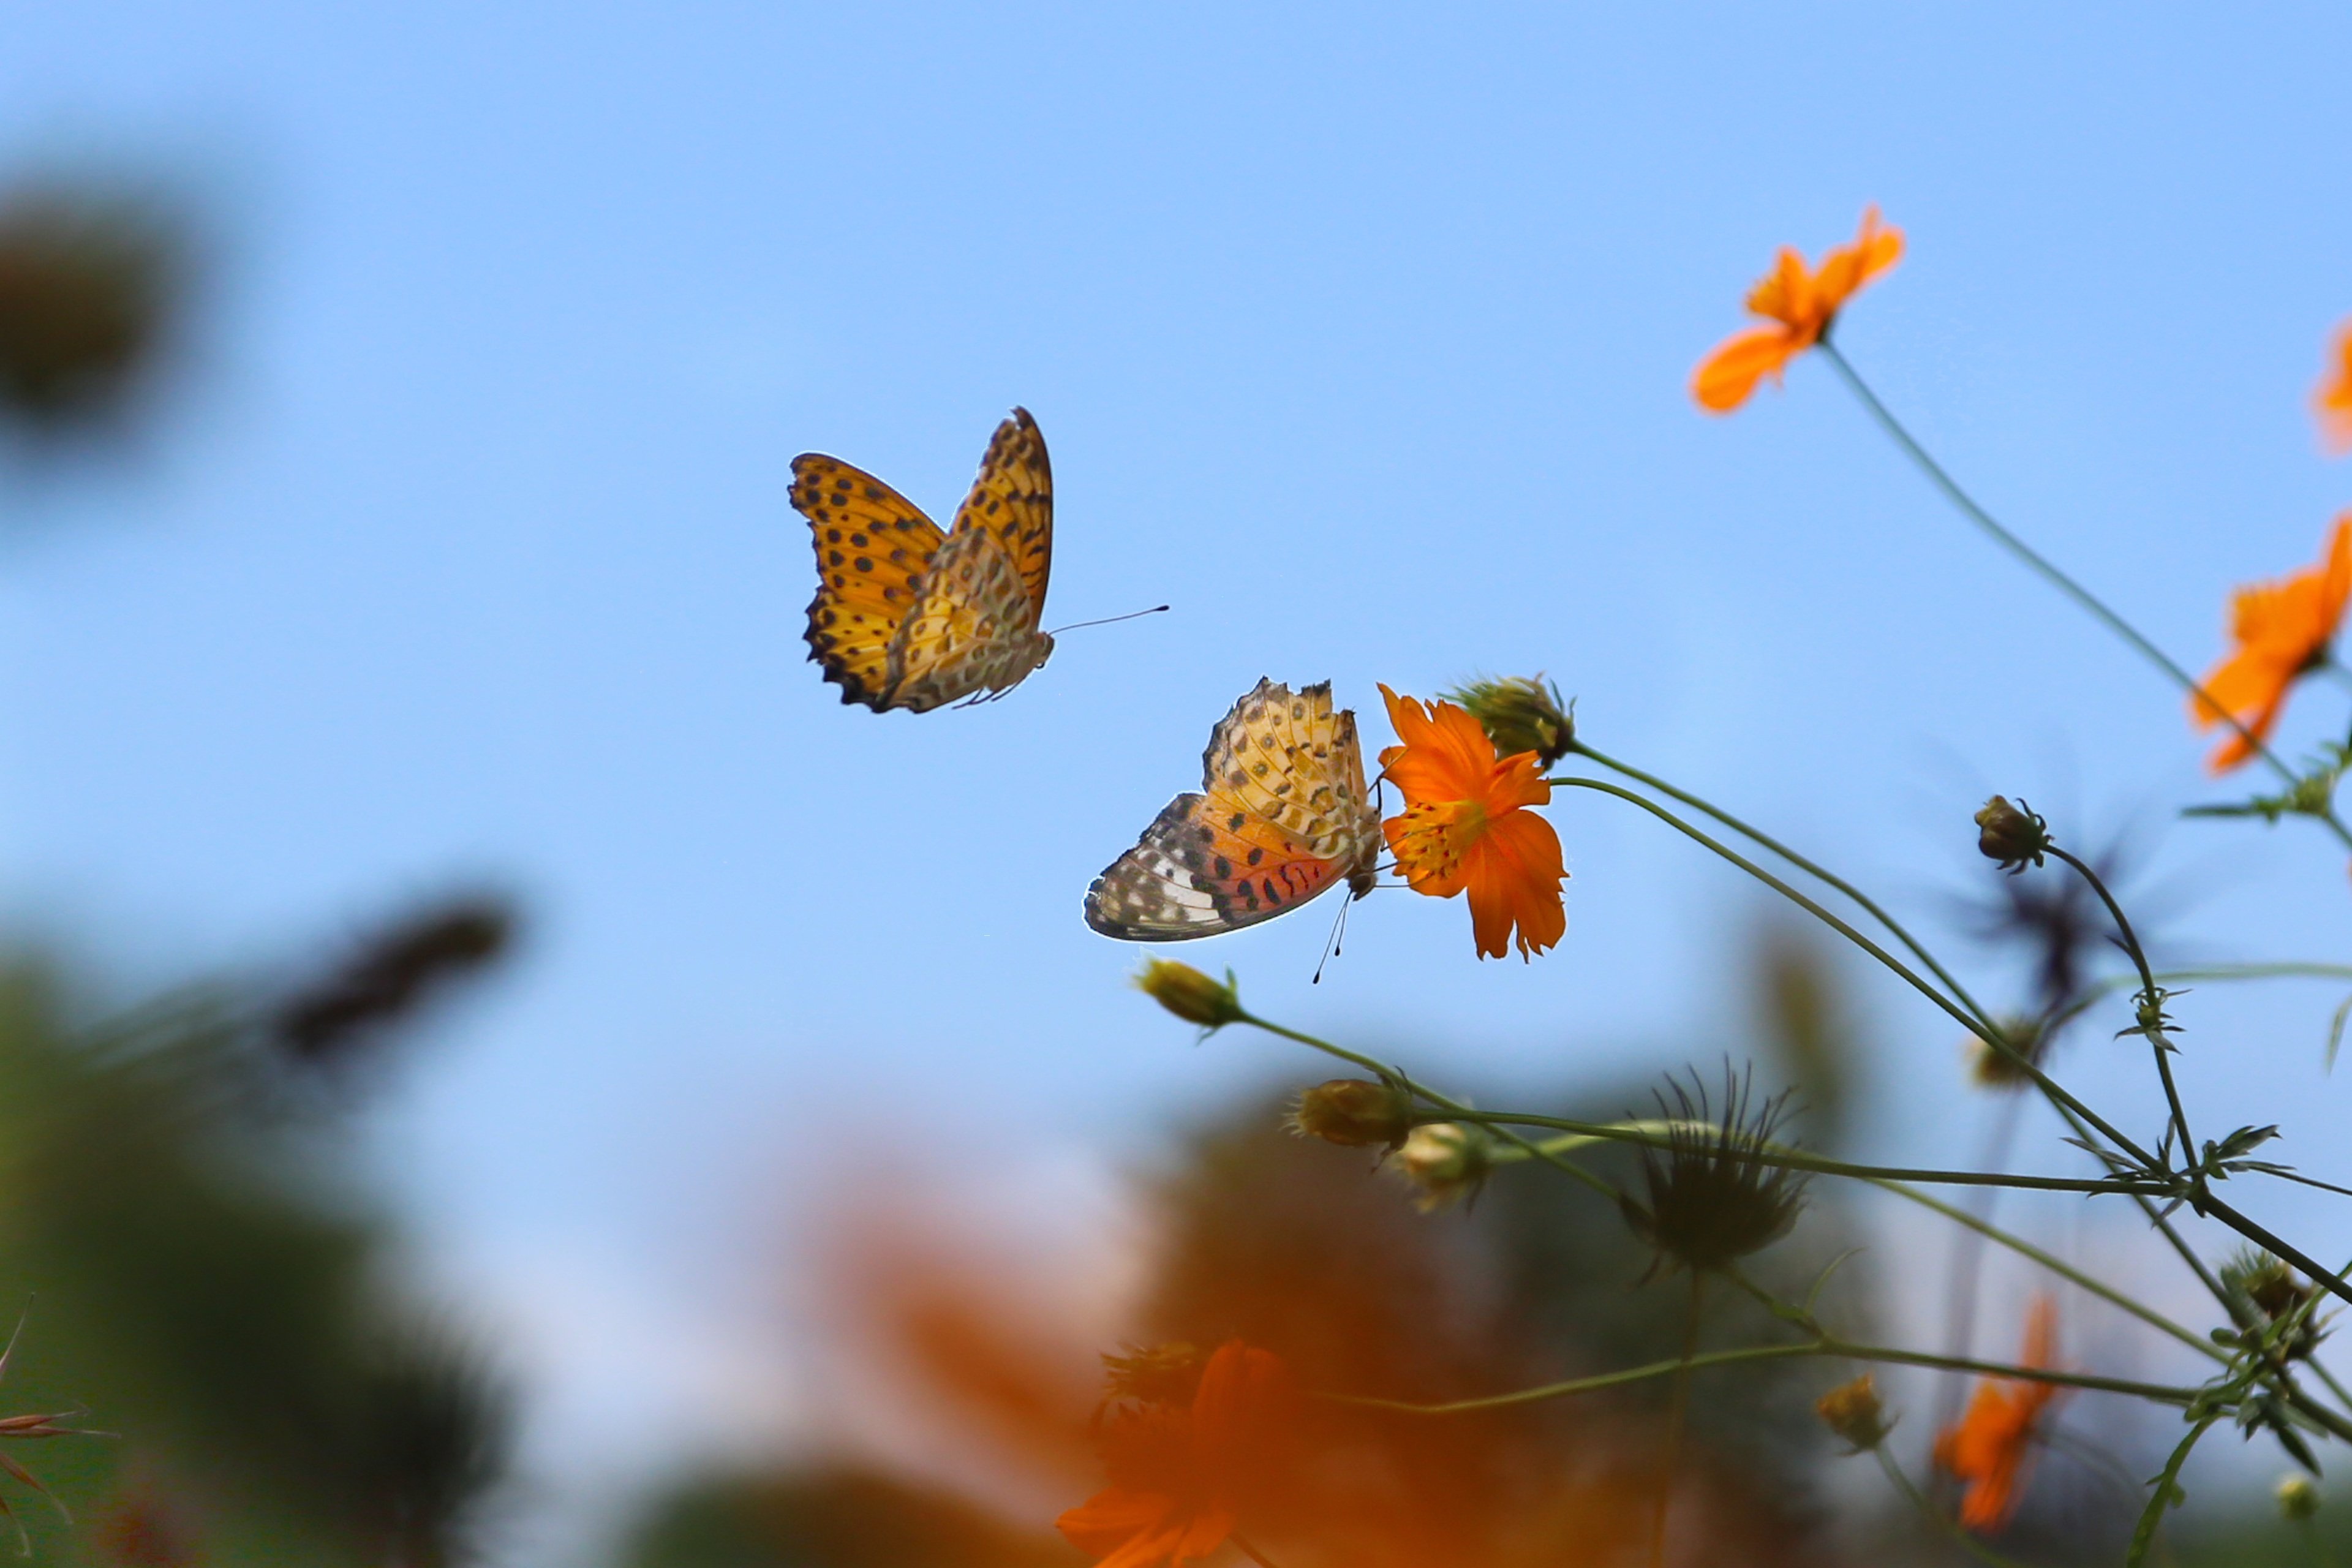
[1085, 679, 1381, 940]
[791, 409, 1055, 712]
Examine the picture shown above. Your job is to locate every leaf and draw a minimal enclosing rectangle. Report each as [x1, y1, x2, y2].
[2127, 1414, 2220, 1568]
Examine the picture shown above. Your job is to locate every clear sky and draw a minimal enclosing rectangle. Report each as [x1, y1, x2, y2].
[7, 1, 2352, 1556]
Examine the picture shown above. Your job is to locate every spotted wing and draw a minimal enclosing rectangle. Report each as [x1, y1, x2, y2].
[1197, 678, 1377, 867]
[946, 407, 1052, 622]
[1084, 790, 1357, 940]
[886, 521, 1050, 712]
[791, 455, 947, 709]
[1084, 679, 1381, 941]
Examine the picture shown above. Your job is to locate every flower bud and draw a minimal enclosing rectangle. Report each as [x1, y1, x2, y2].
[1395, 1122, 1491, 1212]
[1287, 1079, 1415, 1152]
[2278, 1473, 2321, 1521]
[1973, 796, 2049, 873]
[1967, 1016, 2046, 1090]
[1815, 1373, 1888, 1452]
[1442, 676, 1575, 769]
[1133, 959, 1244, 1030]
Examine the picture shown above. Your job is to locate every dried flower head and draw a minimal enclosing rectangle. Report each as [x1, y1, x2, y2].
[2222, 1251, 2330, 1362]
[1815, 1373, 1889, 1452]
[1619, 1066, 1807, 1275]
[0, 185, 179, 428]
[2278, 1472, 2321, 1522]
[1286, 1079, 1415, 1153]
[1973, 797, 2050, 874]
[1967, 1016, 2048, 1090]
[1441, 676, 1575, 770]
[1133, 960, 1245, 1031]
[1394, 1122, 1491, 1212]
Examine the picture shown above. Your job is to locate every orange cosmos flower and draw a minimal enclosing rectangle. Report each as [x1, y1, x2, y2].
[1377, 685, 1567, 960]
[2189, 514, 2352, 773]
[1058, 1340, 1294, 1568]
[1934, 1295, 2063, 1534]
[2317, 322, 2352, 454]
[1692, 206, 1904, 413]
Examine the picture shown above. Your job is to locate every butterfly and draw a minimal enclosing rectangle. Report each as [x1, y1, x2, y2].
[1085, 679, 1382, 940]
[792, 409, 1054, 712]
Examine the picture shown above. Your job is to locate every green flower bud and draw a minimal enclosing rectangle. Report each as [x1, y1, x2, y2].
[1287, 1079, 1415, 1152]
[1133, 960, 1244, 1030]
[1974, 796, 2050, 873]
[2278, 1473, 2321, 1522]
[1395, 1122, 1491, 1212]
[1442, 676, 1575, 768]
[1816, 1373, 1890, 1452]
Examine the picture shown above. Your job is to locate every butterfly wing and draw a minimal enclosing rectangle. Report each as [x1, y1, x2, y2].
[948, 407, 1052, 622]
[886, 521, 1054, 712]
[792, 455, 948, 710]
[1084, 679, 1381, 941]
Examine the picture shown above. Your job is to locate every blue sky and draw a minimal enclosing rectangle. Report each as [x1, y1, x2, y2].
[7, 0, 2352, 1551]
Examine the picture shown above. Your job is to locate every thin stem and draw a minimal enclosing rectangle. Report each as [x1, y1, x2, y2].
[1327, 1338, 2200, 1415]
[1229, 1534, 1283, 1568]
[1454, 1110, 2162, 1196]
[1570, 738, 2002, 1035]
[1649, 1274, 1703, 1568]
[2046, 845, 2196, 1167]
[1548, 775, 2158, 1169]
[1817, 336, 2352, 850]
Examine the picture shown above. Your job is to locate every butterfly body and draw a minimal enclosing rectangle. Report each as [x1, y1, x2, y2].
[1085, 679, 1380, 941]
[793, 409, 1055, 712]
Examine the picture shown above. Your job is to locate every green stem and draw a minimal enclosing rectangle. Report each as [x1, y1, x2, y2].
[1548, 774, 2158, 1169]
[1569, 738, 2002, 1035]
[2046, 845, 2196, 1169]
[1326, 1339, 2199, 1415]
[1817, 336, 2352, 850]
[2128, 1412, 2222, 1568]
[1453, 1110, 2162, 1196]
[1650, 1274, 1703, 1568]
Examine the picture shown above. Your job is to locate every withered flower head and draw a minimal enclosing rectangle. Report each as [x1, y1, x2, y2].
[2222, 1251, 2330, 1361]
[0, 184, 179, 428]
[1815, 1373, 1889, 1452]
[1286, 1079, 1415, 1153]
[1133, 960, 1245, 1031]
[1619, 1065, 1807, 1275]
[1968, 1016, 2048, 1090]
[0, 1311, 107, 1552]
[1440, 676, 1576, 770]
[1974, 797, 2050, 874]
[1394, 1121, 1491, 1212]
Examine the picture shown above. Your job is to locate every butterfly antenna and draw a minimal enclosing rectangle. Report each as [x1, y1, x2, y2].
[1312, 897, 1350, 985]
[1046, 605, 1170, 636]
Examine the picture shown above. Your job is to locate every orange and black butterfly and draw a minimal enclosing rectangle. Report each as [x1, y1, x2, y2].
[1086, 679, 1381, 940]
[791, 410, 1054, 712]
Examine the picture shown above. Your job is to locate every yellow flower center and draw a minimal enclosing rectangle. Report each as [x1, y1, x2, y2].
[1392, 798, 1488, 883]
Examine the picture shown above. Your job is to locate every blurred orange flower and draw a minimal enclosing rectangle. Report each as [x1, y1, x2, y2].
[1692, 206, 1904, 413]
[2189, 515, 2352, 773]
[1377, 686, 1567, 960]
[1057, 1340, 1293, 1568]
[1934, 1295, 2062, 1534]
[2317, 322, 2352, 454]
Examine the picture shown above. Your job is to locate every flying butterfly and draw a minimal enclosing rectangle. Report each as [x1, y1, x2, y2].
[1085, 679, 1382, 941]
[792, 409, 1055, 712]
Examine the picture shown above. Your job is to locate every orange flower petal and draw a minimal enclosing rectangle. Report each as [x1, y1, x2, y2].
[1461, 809, 1566, 960]
[2317, 325, 2352, 455]
[2189, 516, 2352, 772]
[1692, 326, 1800, 413]
[1060, 1488, 1184, 1557]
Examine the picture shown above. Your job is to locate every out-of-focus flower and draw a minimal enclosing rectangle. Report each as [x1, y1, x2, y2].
[1934, 1296, 2062, 1533]
[2278, 1472, 2322, 1522]
[1619, 1067, 1807, 1275]
[0, 184, 179, 429]
[1441, 676, 1575, 771]
[1377, 686, 1567, 961]
[1972, 797, 2049, 875]
[2190, 516, 2352, 774]
[1393, 1122, 1490, 1212]
[1286, 1079, 1414, 1153]
[1133, 960, 1245, 1031]
[1057, 1340, 1293, 1568]
[1691, 206, 1902, 413]
[1815, 1374, 1888, 1453]
[2316, 323, 2352, 454]
[1966, 1016, 2047, 1090]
